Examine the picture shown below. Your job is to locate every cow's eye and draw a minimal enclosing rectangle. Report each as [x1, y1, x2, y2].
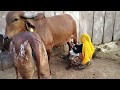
[13, 18, 19, 22]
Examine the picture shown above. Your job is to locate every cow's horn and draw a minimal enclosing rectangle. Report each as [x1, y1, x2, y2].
[24, 11, 38, 19]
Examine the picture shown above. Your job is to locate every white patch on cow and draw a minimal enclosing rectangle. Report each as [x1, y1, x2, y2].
[9, 40, 30, 66]
[19, 44, 25, 60]
[19, 40, 29, 61]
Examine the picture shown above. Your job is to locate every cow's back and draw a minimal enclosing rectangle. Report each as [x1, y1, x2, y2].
[47, 14, 75, 35]
[35, 14, 76, 47]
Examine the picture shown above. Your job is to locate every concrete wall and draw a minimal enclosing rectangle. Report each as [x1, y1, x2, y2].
[0, 11, 119, 45]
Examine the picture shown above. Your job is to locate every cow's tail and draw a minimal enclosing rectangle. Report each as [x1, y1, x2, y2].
[29, 41, 41, 79]
[30, 39, 51, 79]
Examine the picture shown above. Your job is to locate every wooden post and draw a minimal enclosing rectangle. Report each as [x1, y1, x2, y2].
[113, 11, 120, 41]
[103, 11, 115, 43]
[44, 11, 55, 17]
[55, 11, 63, 15]
[92, 11, 105, 45]
[79, 11, 94, 42]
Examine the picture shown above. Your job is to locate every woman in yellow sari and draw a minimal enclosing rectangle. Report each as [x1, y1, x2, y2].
[79, 33, 94, 68]
[67, 33, 94, 70]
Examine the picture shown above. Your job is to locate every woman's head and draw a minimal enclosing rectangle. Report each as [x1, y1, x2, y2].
[80, 33, 91, 43]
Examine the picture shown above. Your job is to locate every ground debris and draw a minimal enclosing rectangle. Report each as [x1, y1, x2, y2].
[93, 41, 120, 62]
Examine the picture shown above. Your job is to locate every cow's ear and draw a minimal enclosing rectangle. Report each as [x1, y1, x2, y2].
[25, 19, 35, 32]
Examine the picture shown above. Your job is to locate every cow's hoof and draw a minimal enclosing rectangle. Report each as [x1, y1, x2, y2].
[51, 71, 56, 76]
[79, 65, 85, 70]
[65, 66, 71, 70]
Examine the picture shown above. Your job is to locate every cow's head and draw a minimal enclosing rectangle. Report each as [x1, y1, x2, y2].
[5, 11, 45, 39]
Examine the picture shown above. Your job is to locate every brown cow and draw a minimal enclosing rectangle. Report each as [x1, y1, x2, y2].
[9, 31, 51, 79]
[5, 11, 77, 62]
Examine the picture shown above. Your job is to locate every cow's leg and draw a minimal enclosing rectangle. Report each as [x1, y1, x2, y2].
[34, 50, 41, 79]
[72, 30, 77, 44]
[67, 42, 72, 51]
[61, 42, 71, 60]
[36, 62, 41, 79]
[65, 31, 77, 59]
[73, 19, 78, 44]
[66, 42, 72, 58]
[15, 67, 19, 79]
[47, 49, 52, 63]
[20, 70, 34, 79]
[73, 36, 77, 44]
[30, 42, 41, 79]
[47, 49, 52, 74]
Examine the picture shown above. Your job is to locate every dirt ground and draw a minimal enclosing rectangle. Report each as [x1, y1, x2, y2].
[0, 41, 120, 79]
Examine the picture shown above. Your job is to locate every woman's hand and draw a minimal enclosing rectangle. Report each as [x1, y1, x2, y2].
[79, 53, 83, 59]
[71, 43, 75, 48]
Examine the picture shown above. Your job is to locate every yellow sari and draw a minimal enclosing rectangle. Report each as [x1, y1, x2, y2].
[80, 33, 94, 64]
